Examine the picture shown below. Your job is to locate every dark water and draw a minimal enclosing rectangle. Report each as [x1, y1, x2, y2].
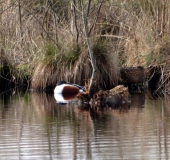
[0, 90, 170, 160]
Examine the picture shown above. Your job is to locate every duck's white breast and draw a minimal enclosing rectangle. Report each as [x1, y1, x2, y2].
[54, 84, 66, 94]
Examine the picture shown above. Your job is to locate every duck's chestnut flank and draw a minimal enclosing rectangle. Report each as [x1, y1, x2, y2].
[60, 85, 79, 94]
[54, 81, 85, 94]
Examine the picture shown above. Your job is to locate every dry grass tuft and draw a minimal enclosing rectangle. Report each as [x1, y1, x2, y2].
[2, 0, 170, 93]
[146, 43, 170, 95]
[31, 41, 119, 91]
[147, 64, 170, 95]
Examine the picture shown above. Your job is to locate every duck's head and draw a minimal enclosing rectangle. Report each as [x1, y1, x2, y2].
[56, 81, 67, 86]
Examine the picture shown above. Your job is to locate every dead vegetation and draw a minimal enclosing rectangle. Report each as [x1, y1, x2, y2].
[90, 85, 129, 108]
[0, 1, 170, 94]
[146, 43, 170, 95]
[31, 41, 118, 91]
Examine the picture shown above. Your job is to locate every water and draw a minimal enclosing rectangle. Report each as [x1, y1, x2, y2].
[0, 90, 170, 160]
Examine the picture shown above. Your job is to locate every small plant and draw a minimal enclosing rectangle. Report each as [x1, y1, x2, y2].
[144, 53, 153, 65]
[63, 44, 80, 65]
[93, 41, 109, 60]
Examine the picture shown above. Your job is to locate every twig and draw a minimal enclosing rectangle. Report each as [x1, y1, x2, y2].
[88, 0, 104, 36]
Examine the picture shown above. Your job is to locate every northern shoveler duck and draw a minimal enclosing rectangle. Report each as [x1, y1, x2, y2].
[54, 81, 86, 94]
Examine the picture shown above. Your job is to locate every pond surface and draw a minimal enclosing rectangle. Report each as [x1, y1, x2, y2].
[0, 90, 170, 159]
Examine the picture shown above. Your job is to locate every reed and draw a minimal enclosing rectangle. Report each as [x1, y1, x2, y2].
[1, 0, 170, 93]
[31, 40, 118, 91]
[147, 43, 170, 95]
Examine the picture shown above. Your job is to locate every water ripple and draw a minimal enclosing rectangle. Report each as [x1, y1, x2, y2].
[0, 92, 170, 159]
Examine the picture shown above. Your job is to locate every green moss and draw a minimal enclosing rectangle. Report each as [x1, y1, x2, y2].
[13, 64, 31, 83]
[43, 43, 80, 67]
[43, 43, 60, 62]
[0, 64, 4, 69]
[63, 44, 80, 65]
[144, 53, 153, 65]
[93, 41, 109, 61]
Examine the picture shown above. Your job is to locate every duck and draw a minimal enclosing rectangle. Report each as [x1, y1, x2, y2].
[54, 81, 86, 94]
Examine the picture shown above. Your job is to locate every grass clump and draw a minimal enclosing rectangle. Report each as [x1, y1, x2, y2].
[42, 43, 80, 66]
[31, 43, 81, 91]
[144, 53, 153, 65]
[13, 64, 31, 86]
[31, 40, 119, 91]
[92, 41, 118, 89]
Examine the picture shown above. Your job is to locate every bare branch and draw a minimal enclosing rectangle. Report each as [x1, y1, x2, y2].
[80, 0, 97, 98]
[88, 0, 104, 36]
[72, 0, 79, 44]
[86, 0, 91, 17]
[18, 0, 23, 43]
[47, 0, 58, 42]
[0, 1, 18, 14]
[20, 4, 61, 50]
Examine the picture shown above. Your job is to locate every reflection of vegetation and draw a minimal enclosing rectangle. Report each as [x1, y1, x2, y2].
[0, 90, 13, 106]
[1, 90, 170, 159]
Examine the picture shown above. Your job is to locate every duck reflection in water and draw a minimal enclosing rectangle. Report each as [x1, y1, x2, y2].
[54, 93, 78, 104]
